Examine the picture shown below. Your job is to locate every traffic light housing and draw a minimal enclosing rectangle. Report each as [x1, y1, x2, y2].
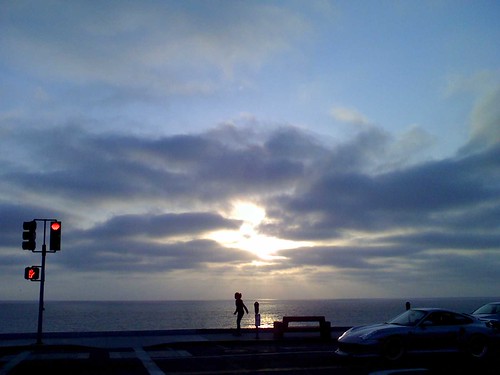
[50, 221, 61, 251]
[22, 220, 37, 250]
[24, 266, 40, 281]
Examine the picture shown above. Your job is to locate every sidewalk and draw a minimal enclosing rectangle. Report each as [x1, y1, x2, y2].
[0, 328, 277, 349]
[0, 327, 348, 349]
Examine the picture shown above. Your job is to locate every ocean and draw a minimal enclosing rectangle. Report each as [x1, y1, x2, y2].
[0, 297, 498, 334]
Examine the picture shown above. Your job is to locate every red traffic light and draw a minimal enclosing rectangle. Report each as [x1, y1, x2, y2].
[50, 220, 61, 251]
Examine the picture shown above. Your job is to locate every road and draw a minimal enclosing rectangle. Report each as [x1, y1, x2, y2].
[4, 339, 498, 375]
[151, 340, 498, 374]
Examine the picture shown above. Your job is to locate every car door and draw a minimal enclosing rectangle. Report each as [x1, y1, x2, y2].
[410, 312, 460, 351]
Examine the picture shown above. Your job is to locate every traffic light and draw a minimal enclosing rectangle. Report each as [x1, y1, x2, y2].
[22, 220, 37, 250]
[50, 221, 61, 251]
[24, 266, 40, 281]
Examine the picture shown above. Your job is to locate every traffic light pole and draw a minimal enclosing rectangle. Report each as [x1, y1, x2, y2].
[37, 241, 47, 345]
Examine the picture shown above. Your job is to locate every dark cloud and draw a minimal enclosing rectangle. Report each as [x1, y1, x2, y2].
[384, 231, 500, 251]
[57, 237, 255, 273]
[263, 142, 500, 240]
[278, 244, 424, 270]
[264, 126, 329, 162]
[2, 125, 306, 205]
[1, 122, 499, 298]
[279, 246, 385, 270]
[416, 252, 500, 284]
[83, 212, 242, 240]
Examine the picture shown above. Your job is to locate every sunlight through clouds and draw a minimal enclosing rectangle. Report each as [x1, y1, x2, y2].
[208, 201, 312, 261]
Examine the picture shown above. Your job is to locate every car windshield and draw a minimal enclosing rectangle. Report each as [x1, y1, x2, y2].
[473, 303, 499, 314]
[388, 310, 427, 326]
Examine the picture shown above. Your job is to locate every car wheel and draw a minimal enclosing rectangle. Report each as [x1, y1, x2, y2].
[467, 335, 489, 359]
[382, 337, 405, 361]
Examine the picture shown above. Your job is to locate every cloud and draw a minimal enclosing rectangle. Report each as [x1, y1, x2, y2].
[385, 126, 436, 169]
[263, 141, 499, 241]
[1, 125, 308, 213]
[58, 237, 255, 273]
[4, 122, 498, 245]
[444, 70, 499, 97]
[279, 245, 411, 270]
[446, 70, 500, 154]
[86, 212, 241, 239]
[2, 118, 499, 298]
[465, 85, 500, 153]
[29, 212, 253, 273]
[330, 106, 371, 127]
[0, 1, 309, 97]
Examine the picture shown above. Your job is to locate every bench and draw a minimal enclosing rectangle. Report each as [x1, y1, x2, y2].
[273, 316, 331, 339]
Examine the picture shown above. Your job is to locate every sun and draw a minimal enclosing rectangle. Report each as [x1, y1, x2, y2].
[208, 201, 311, 261]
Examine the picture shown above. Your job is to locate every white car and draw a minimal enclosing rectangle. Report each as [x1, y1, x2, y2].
[336, 308, 498, 361]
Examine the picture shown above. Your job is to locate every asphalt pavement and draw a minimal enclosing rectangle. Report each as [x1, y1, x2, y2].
[1, 328, 333, 375]
[1, 328, 498, 375]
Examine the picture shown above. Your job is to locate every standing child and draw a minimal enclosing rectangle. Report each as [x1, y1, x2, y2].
[234, 292, 249, 335]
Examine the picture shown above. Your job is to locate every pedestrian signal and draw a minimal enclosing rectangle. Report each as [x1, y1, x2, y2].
[24, 266, 40, 281]
[22, 220, 37, 250]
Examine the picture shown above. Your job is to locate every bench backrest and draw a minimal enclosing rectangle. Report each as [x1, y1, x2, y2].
[282, 316, 326, 325]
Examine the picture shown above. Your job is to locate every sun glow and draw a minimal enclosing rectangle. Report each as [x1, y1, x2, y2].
[208, 201, 312, 261]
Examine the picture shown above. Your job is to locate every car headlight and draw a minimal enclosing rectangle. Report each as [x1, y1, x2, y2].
[338, 328, 353, 340]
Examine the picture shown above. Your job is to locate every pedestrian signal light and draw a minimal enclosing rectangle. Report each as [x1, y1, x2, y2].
[24, 266, 40, 281]
[22, 220, 37, 250]
[50, 220, 61, 251]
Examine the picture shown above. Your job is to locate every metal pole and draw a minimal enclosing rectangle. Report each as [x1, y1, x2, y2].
[36, 222, 47, 345]
[254, 301, 260, 339]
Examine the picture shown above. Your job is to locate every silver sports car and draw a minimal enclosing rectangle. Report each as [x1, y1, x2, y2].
[472, 302, 500, 322]
[336, 308, 498, 361]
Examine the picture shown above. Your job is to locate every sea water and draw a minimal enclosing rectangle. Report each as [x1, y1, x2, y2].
[0, 297, 497, 334]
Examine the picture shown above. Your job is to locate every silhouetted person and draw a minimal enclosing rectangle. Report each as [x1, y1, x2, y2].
[406, 301, 411, 310]
[234, 292, 248, 335]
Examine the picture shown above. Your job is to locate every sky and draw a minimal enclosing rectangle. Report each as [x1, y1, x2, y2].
[1, 0, 499, 301]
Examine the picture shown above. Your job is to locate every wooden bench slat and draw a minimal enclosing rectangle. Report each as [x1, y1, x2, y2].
[283, 316, 325, 324]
